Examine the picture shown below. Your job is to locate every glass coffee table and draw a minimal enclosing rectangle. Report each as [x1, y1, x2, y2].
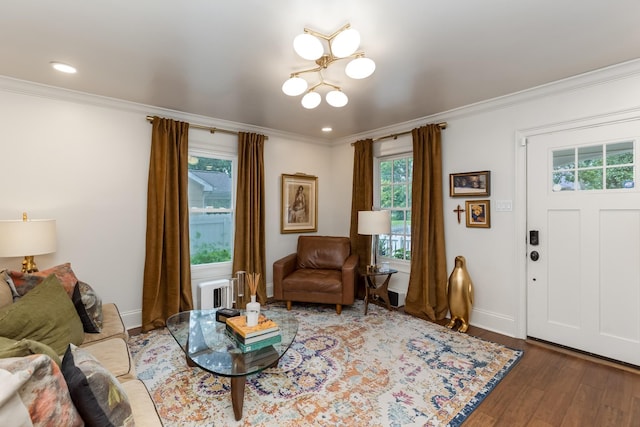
[166, 308, 298, 421]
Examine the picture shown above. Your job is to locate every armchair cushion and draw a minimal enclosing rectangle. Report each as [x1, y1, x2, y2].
[296, 236, 351, 270]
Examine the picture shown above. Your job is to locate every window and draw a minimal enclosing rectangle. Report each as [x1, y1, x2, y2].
[552, 141, 635, 191]
[378, 155, 412, 261]
[188, 154, 234, 265]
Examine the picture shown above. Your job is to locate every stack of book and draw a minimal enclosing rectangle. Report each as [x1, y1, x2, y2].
[225, 314, 281, 353]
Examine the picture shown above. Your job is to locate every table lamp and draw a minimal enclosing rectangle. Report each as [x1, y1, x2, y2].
[0, 212, 57, 273]
[358, 210, 391, 272]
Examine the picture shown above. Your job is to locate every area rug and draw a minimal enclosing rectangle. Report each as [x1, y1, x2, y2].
[129, 301, 522, 426]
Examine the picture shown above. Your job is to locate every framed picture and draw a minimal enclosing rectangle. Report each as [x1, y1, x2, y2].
[465, 200, 491, 228]
[281, 173, 318, 233]
[449, 170, 491, 197]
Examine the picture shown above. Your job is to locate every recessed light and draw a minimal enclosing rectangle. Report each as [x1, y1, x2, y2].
[50, 62, 77, 74]
[322, 127, 332, 132]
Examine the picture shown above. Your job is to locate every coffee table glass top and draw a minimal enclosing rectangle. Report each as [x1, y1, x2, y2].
[166, 308, 298, 377]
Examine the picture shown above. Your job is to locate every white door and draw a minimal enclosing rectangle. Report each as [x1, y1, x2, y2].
[527, 120, 640, 366]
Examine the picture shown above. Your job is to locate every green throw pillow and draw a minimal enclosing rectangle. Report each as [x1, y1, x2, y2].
[0, 274, 84, 355]
[0, 336, 62, 366]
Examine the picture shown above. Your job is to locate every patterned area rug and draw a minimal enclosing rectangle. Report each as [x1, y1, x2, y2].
[129, 301, 522, 426]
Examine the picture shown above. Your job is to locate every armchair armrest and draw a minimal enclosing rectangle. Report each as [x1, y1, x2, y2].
[273, 253, 297, 299]
[340, 253, 359, 304]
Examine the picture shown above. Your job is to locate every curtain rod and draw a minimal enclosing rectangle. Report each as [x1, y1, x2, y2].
[146, 116, 268, 139]
[351, 122, 448, 145]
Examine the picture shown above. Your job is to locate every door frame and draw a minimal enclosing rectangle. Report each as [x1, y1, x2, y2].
[514, 108, 640, 340]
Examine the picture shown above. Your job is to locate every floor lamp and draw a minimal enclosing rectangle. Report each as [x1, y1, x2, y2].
[0, 212, 57, 272]
[357, 210, 391, 272]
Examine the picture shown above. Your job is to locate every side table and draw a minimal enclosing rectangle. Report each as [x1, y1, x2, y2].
[361, 268, 397, 315]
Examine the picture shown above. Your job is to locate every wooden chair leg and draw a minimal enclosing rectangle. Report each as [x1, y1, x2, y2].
[286, 301, 292, 311]
[336, 304, 342, 315]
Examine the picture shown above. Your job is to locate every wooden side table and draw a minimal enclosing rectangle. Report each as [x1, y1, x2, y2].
[361, 268, 397, 315]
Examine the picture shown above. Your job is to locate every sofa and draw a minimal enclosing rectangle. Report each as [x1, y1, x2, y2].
[273, 236, 358, 314]
[0, 264, 162, 426]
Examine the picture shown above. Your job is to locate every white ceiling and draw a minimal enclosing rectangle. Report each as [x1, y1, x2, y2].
[2, 1, 640, 141]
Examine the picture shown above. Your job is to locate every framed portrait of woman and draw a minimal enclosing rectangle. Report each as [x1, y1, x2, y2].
[281, 173, 318, 233]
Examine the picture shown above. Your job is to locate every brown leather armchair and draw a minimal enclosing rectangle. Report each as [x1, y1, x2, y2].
[273, 236, 358, 314]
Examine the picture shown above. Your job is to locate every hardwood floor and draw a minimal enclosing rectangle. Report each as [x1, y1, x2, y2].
[445, 321, 640, 426]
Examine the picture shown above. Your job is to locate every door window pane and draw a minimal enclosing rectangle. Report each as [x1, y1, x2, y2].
[606, 166, 634, 189]
[578, 145, 603, 168]
[578, 169, 603, 190]
[606, 141, 633, 166]
[552, 140, 635, 192]
[553, 149, 575, 170]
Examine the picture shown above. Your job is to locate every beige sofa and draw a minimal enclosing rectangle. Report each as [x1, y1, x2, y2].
[81, 303, 163, 426]
[0, 268, 162, 426]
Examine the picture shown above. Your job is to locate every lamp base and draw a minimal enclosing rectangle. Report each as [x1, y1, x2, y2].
[21, 256, 39, 273]
[366, 264, 380, 273]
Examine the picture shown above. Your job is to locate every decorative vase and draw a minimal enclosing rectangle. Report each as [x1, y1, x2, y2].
[246, 294, 261, 327]
[446, 255, 474, 333]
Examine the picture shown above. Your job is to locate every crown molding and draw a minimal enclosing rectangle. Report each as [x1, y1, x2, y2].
[0, 75, 322, 146]
[335, 58, 640, 146]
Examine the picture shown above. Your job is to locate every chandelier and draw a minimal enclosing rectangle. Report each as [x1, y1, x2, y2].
[282, 23, 376, 109]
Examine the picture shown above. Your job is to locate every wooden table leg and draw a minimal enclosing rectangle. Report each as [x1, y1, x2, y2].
[364, 278, 371, 315]
[374, 274, 393, 311]
[230, 376, 246, 421]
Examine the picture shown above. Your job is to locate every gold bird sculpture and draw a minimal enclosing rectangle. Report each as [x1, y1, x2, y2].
[446, 255, 474, 333]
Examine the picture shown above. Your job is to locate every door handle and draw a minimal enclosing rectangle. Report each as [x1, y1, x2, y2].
[530, 251, 539, 261]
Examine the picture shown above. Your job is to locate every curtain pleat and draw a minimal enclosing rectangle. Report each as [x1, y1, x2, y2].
[405, 124, 448, 321]
[232, 132, 267, 308]
[141, 117, 193, 332]
[349, 139, 373, 299]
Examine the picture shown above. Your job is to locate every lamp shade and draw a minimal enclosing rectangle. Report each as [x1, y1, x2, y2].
[0, 219, 57, 257]
[358, 210, 391, 235]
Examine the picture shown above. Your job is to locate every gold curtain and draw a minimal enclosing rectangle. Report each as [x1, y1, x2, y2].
[232, 132, 267, 308]
[404, 124, 448, 321]
[349, 139, 373, 299]
[141, 117, 193, 332]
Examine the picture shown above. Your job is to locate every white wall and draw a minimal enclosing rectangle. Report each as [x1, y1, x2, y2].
[0, 79, 335, 329]
[2, 59, 640, 336]
[331, 59, 640, 337]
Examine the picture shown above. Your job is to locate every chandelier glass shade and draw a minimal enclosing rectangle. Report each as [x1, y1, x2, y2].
[281, 76, 308, 96]
[345, 56, 376, 79]
[283, 23, 375, 109]
[293, 33, 324, 60]
[325, 90, 348, 107]
[301, 91, 322, 109]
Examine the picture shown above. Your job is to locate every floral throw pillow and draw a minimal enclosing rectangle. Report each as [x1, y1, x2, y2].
[9, 262, 78, 298]
[0, 354, 83, 427]
[72, 281, 103, 333]
[61, 344, 134, 427]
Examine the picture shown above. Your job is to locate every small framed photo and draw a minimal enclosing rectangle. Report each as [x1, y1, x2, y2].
[449, 170, 491, 197]
[465, 200, 491, 228]
[281, 173, 318, 234]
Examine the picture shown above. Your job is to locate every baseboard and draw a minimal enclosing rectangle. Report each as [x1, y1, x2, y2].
[120, 309, 142, 331]
[468, 308, 518, 338]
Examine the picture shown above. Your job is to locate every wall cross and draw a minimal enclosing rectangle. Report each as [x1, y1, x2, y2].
[453, 204, 465, 224]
